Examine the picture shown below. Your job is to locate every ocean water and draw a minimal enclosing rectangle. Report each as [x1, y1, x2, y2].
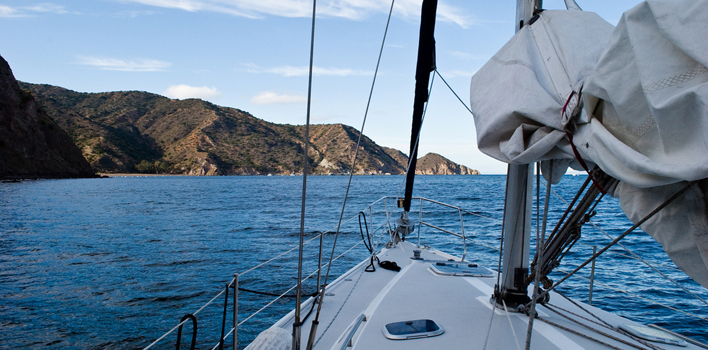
[1, 175, 706, 349]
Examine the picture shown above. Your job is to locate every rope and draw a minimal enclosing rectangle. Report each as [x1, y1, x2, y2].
[546, 300, 665, 350]
[461, 209, 504, 223]
[240, 233, 321, 277]
[502, 300, 522, 350]
[554, 267, 708, 323]
[294, 1, 318, 344]
[525, 161, 552, 349]
[532, 181, 697, 304]
[434, 69, 474, 115]
[147, 225, 363, 350]
[313, 268, 367, 347]
[543, 303, 661, 350]
[245, 240, 365, 328]
[143, 287, 229, 349]
[547, 183, 708, 306]
[237, 287, 318, 298]
[588, 220, 708, 307]
[481, 296, 497, 350]
[536, 317, 624, 350]
[310, 1, 397, 338]
[575, 241, 683, 272]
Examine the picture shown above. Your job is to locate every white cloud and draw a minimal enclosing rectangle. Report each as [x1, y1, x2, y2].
[0, 5, 17, 17]
[251, 91, 306, 105]
[246, 64, 372, 77]
[78, 56, 171, 71]
[117, 0, 471, 27]
[164, 84, 222, 100]
[26, 3, 68, 14]
[0, 3, 71, 17]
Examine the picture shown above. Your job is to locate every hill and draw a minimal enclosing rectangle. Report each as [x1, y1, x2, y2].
[21, 83, 407, 175]
[416, 153, 479, 175]
[20, 82, 479, 176]
[0, 56, 95, 179]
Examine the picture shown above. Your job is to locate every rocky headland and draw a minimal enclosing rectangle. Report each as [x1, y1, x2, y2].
[0, 55, 95, 180]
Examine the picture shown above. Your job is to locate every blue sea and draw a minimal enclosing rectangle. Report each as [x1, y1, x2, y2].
[1, 175, 706, 349]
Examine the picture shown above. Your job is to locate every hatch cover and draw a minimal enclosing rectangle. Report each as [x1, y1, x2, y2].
[383, 319, 444, 340]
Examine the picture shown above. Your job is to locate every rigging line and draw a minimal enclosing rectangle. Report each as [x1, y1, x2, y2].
[549, 297, 614, 330]
[396, 72, 436, 202]
[147, 212, 366, 349]
[434, 69, 473, 115]
[240, 232, 323, 277]
[294, 1, 317, 347]
[143, 286, 229, 350]
[554, 267, 708, 323]
[502, 300, 522, 350]
[545, 304, 665, 350]
[544, 186, 682, 273]
[481, 296, 497, 350]
[313, 268, 367, 347]
[525, 161, 552, 350]
[555, 293, 708, 350]
[219, 297, 315, 350]
[536, 317, 626, 350]
[237, 287, 317, 298]
[577, 244, 683, 272]
[543, 303, 663, 350]
[309, 0, 396, 331]
[461, 209, 504, 223]
[532, 180, 698, 305]
[588, 219, 708, 307]
[547, 179, 706, 304]
[550, 293, 666, 350]
[239, 241, 366, 328]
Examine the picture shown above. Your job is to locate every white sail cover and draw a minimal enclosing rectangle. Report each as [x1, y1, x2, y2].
[469, 1, 708, 288]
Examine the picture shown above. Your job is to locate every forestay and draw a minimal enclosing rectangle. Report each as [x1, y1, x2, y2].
[469, 0, 708, 288]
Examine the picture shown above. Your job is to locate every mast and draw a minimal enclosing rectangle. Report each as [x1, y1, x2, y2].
[493, 0, 542, 309]
[397, 0, 437, 237]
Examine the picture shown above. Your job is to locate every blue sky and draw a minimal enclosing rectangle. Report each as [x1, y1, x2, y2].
[0, 0, 641, 174]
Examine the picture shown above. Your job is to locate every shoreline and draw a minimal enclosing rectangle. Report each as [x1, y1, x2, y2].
[100, 173, 486, 177]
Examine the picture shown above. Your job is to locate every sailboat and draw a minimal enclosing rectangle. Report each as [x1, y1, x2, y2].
[145, 0, 708, 349]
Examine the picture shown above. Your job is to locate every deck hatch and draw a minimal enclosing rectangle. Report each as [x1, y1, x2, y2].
[430, 262, 494, 277]
[383, 319, 444, 340]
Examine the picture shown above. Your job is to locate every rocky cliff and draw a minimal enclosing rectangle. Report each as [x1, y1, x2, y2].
[415, 153, 479, 175]
[0, 56, 95, 179]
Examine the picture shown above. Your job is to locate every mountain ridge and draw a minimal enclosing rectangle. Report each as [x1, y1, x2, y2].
[20, 82, 479, 176]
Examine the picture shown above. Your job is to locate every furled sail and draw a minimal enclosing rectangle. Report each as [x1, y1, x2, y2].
[469, 0, 708, 288]
[469, 9, 614, 183]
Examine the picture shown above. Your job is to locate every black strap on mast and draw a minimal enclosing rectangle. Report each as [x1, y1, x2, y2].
[402, 0, 437, 212]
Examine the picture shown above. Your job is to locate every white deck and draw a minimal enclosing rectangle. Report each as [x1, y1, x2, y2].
[272, 241, 701, 350]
